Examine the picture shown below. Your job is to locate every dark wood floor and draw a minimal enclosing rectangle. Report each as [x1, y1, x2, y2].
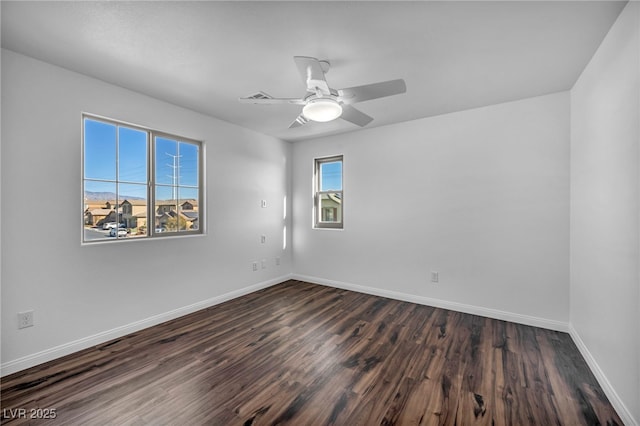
[1, 280, 622, 425]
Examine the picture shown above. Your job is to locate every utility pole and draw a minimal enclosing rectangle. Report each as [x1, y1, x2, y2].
[165, 152, 182, 202]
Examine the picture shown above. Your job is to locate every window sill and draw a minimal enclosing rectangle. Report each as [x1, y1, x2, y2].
[81, 231, 206, 246]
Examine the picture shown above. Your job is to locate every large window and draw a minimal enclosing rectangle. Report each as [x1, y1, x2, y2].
[314, 155, 343, 229]
[83, 115, 203, 243]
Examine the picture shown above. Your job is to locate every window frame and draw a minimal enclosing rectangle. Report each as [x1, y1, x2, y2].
[314, 155, 344, 229]
[82, 113, 205, 244]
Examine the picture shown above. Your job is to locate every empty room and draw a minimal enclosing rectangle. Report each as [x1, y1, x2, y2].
[1, 1, 638, 425]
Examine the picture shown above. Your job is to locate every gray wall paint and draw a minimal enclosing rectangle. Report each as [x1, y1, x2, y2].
[1, 49, 292, 367]
[570, 2, 640, 423]
[292, 92, 570, 323]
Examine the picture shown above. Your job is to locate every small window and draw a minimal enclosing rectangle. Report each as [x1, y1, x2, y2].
[314, 155, 343, 229]
[83, 115, 203, 243]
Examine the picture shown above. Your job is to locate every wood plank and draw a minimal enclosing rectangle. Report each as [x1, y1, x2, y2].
[0, 280, 622, 425]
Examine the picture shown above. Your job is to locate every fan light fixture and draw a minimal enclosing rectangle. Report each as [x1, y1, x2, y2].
[302, 98, 342, 122]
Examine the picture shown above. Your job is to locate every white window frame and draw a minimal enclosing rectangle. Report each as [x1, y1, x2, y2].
[314, 155, 343, 229]
[82, 114, 205, 244]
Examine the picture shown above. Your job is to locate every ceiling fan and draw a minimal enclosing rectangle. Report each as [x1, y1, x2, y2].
[239, 56, 406, 128]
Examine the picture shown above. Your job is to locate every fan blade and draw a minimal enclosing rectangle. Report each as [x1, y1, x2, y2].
[289, 114, 309, 128]
[340, 105, 373, 127]
[294, 56, 330, 95]
[338, 79, 406, 105]
[239, 96, 305, 105]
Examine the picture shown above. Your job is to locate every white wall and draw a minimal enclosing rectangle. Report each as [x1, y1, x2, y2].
[292, 92, 570, 327]
[0, 49, 292, 374]
[570, 2, 640, 424]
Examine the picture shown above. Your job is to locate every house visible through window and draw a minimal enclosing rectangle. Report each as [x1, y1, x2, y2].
[314, 155, 343, 229]
[83, 115, 203, 243]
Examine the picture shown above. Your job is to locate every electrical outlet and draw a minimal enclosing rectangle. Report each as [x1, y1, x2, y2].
[261, 200, 267, 208]
[18, 310, 34, 329]
[275, 256, 280, 266]
[252, 261, 258, 271]
[261, 235, 266, 244]
[430, 271, 439, 283]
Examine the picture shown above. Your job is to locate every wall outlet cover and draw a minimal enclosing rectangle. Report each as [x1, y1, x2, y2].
[18, 311, 34, 329]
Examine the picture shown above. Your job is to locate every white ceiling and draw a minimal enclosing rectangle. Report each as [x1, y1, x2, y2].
[1, 1, 627, 142]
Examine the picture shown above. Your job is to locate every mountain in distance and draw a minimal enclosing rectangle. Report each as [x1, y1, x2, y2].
[84, 191, 145, 201]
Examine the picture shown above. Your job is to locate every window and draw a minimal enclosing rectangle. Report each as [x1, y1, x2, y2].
[314, 155, 343, 229]
[82, 115, 203, 243]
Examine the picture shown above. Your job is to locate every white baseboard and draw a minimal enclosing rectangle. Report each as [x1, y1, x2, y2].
[1, 274, 292, 377]
[568, 324, 638, 426]
[291, 274, 569, 332]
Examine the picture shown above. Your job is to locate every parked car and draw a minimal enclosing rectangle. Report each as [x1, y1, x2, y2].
[109, 227, 128, 237]
[105, 222, 126, 230]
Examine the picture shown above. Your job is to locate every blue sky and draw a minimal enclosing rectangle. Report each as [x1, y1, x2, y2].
[84, 118, 199, 201]
[320, 161, 342, 191]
